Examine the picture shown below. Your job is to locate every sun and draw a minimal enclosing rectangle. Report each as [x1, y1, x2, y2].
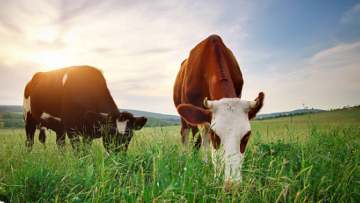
[20, 27, 74, 70]
[37, 52, 71, 68]
[23, 51, 72, 70]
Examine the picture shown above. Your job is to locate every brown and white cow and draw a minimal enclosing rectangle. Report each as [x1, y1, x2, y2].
[173, 35, 264, 182]
[23, 66, 147, 153]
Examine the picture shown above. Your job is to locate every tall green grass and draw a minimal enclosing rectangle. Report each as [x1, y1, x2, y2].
[0, 118, 359, 202]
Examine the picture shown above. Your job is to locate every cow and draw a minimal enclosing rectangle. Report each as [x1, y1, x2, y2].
[23, 65, 147, 154]
[173, 35, 264, 182]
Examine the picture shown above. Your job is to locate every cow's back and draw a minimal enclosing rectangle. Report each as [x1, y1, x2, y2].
[61, 66, 117, 116]
[25, 67, 70, 119]
[173, 59, 188, 108]
[174, 35, 244, 108]
[25, 66, 118, 122]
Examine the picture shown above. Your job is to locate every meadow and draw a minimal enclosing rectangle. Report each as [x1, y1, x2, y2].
[0, 108, 359, 202]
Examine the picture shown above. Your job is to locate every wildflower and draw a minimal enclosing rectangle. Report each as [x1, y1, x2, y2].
[184, 167, 187, 171]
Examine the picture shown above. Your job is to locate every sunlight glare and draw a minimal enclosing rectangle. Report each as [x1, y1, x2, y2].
[40, 52, 70, 68]
[24, 51, 71, 70]
[35, 27, 58, 43]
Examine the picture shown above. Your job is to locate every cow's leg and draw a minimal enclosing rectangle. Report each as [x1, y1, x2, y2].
[180, 119, 190, 149]
[211, 147, 222, 181]
[56, 131, 66, 148]
[182, 129, 190, 149]
[83, 136, 93, 146]
[66, 130, 81, 154]
[25, 112, 36, 148]
[202, 123, 210, 162]
[38, 127, 46, 144]
[42, 119, 66, 148]
[190, 125, 201, 150]
[83, 136, 93, 153]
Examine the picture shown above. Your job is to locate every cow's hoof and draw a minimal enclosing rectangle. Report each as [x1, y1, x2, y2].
[224, 181, 241, 193]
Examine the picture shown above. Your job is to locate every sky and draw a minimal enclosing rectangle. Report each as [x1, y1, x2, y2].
[0, 0, 359, 115]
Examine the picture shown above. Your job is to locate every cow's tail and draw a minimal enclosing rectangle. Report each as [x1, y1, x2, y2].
[23, 81, 32, 123]
[24, 80, 32, 98]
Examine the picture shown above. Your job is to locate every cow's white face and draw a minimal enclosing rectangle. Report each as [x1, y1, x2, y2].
[177, 96, 261, 183]
[85, 111, 147, 154]
[207, 98, 253, 182]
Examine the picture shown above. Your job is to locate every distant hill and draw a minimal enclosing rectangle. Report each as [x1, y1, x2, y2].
[1, 104, 358, 129]
[257, 109, 326, 119]
[0, 105, 23, 114]
[0, 110, 24, 128]
[0, 105, 181, 127]
[0, 105, 329, 126]
[0, 105, 180, 120]
[0, 105, 327, 119]
[121, 109, 181, 124]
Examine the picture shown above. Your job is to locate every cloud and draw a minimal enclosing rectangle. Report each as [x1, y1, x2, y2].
[0, 0, 255, 114]
[341, 3, 360, 25]
[0, 0, 358, 117]
[242, 41, 360, 113]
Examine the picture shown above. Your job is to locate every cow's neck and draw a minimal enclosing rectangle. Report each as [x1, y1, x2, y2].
[206, 38, 237, 100]
[98, 97, 120, 116]
[208, 72, 237, 100]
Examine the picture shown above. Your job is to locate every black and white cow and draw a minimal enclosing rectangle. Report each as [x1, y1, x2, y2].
[23, 65, 147, 153]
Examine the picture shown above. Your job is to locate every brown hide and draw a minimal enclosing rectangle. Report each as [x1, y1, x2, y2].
[209, 129, 221, 149]
[174, 35, 264, 154]
[23, 66, 147, 153]
[240, 131, 251, 153]
[173, 35, 244, 110]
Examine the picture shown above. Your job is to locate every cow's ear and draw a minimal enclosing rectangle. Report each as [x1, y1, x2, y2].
[119, 112, 147, 130]
[85, 111, 106, 126]
[177, 104, 212, 125]
[134, 117, 147, 130]
[118, 111, 133, 122]
[248, 92, 265, 120]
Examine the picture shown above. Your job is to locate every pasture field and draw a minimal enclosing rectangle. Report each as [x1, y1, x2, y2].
[0, 108, 359, 202]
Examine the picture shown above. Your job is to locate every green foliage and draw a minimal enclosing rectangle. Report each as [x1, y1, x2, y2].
[2, 119, 24, 128]
[1, 112, 23, 119]
[0, 111, 24, 128]
[0, 108, 359, 202]
[246, 124, 360, 202]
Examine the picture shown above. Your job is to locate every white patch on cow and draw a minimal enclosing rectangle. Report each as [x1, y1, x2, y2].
[62, 73, 68, 86]
[23, 96, 31, 123]
[100, 113, 108, 117]
[116, 119, 128, 134]
[40, 112, 61, 122]
[208, 98, 252, 182]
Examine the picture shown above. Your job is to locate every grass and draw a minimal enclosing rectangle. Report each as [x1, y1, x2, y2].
[0, 108, 359, 202]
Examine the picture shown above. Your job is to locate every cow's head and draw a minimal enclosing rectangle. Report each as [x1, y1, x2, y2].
[177, 92, 264, 182]
[85, 111, 147, 154]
